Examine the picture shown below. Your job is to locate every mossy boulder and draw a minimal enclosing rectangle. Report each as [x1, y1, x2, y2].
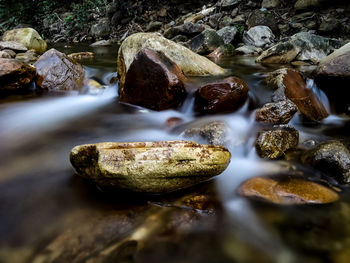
[2, 28, 47, 54]
[70, 140, 231, 193]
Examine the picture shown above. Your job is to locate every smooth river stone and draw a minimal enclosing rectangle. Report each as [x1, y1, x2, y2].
[70, 140, 231, 193]
[238, 176, 339, 205]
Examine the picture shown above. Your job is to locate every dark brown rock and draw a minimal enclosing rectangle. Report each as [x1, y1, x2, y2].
[314, 43, 350, 113]
[34, 48, 85, 91]
[267, 68, 329, 121]
[194, 76, 249, 114]
[255, 100, 298, 124]
[301, 141, 350, 184]
[238, 176, 339, 205]
[0, 58, 36, 92]
[120, 48, 187, 111]
[255, 126, 299, 159]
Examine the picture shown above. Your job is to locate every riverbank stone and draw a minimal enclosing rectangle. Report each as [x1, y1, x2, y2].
[2, 28, 47, 54]
[70, 140, 231, 193]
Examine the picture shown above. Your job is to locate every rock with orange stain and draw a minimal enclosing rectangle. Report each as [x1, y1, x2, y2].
[238, 176, 339, 204]
[266, 68, 329, 121]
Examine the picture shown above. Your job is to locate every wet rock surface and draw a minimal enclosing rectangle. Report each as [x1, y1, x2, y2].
[34, 48, 85, 91]
[266, 68, 329, 121]
[194, 76, 249, 114]
[255, 100, 298, 125]
[255, 126, 299, 159]
[0, 58, 36, 92]
[302, 141, 350, 184]
[238, 176, 339, 204]
[182, 121, 229, 146]
[70, 140, 231, 193]
[121, 48, 187, 111]
[117, 33, 226, 89]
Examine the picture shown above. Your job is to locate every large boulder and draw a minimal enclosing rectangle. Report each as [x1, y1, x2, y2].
[34, 49, 85, 91]
[255, 126, 299, 159]
[188, 29, 224, 55]
[256, 32, 341, 64]
[302, 141, 350, 184]
[194, 76, 249, 114]
[243, 26, 275, 48]
[117, 33, 226, 89]
[314, 43, 350, 113]
[238, 176, 339, 204]
[2, 28, 47, 54]
[0, 58, 36, 92]
[120, 48, 187, 111]
[70, 140, 231, 193]
[266, 68, 329, 121]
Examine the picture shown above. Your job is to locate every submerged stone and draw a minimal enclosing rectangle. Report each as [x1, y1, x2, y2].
[238, 176, 339, 204]
[70, 140, 231, 193]
[182, 121, 229, 146]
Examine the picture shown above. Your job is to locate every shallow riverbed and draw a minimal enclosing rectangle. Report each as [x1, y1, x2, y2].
[1, 44, 350, 263]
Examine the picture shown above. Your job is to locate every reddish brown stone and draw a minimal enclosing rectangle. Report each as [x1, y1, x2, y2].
[194, 76, 249, 114]
[267, 68, 329, 121]
[165, 117, 184, 129]
[34, 48, 85, 91]
[0, 58, 36, 92]
[120, 48, 188, 111]
[238, 176, 339, 205]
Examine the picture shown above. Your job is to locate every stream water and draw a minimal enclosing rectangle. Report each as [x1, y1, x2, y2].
[1, 44, 350, 263]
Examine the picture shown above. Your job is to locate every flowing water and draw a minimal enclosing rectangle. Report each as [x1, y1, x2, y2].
[1, 44, 350, 263]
